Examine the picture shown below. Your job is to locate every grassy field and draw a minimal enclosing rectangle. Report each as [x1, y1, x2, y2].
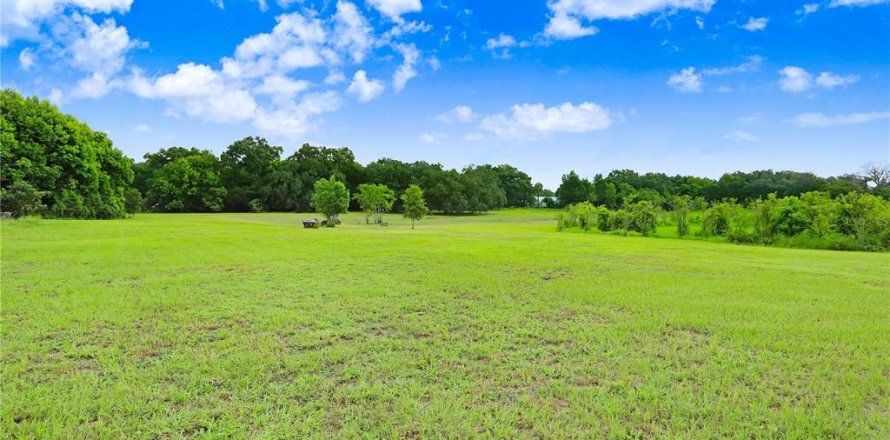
[2, 209, 888, 439]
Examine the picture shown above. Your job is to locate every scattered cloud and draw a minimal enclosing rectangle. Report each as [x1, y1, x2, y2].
[724, 130, 760, 142]
[18, 47, 35, 70]
[800, 0, 890, 14]
[71, 72, 112, 98]
[0, 0, 133, 45]
[780, 66, 859, 93]
[485, 33, 516, 59]
[701, 56, 763, 76]
[544, 0, 715, 40]
[324, 70, 346, 85]
[738, 113, 762, 124]
[740, 17, 769, 32]
[695, 16, 705, 29]
[392, 43, 419, 92]
[815, 71, 860, 89]
[667, 67, 702, 93]
[479, 101, 613, 140]
[134, 122, 151, 132]
[334, 0, 374, 63]
[437, 105, 476, 123]
[47, 88, 64, 104]
[346, 70, 385, 102]
[366, 0, 422, 22]
[792, 111, 890, 127]
[419, 132, 445, 143]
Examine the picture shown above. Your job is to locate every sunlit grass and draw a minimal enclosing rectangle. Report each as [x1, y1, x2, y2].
[2, 209, 888, 438]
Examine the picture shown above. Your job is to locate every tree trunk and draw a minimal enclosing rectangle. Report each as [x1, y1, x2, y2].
[412, 218, 415, 229]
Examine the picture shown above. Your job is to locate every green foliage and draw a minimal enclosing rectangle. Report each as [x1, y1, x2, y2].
[219, 136, 283, 212]
[0, 89, 133, 219]
[401, 184, 427, 229]
[141, 148, 227, 212]
[836, 192, 890, 250]
[124, 188, 142, 216]
[0, 180, 45, 218]
[701, 202, 735, 237]
[556, 171, 592, 207]
[611, 209, 632, 236]
[353, 184, 395, 224]
[311, 177, 350, 227]
[630, 201, 657, 236]
[674, 196, 690, 237]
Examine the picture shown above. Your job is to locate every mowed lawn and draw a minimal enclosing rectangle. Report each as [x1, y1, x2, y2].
[1, 210, 888, 439]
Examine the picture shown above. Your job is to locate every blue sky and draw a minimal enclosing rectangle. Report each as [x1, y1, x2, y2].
[2, 0, 889, 188]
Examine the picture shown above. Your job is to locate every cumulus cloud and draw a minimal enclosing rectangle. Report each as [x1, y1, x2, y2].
[253, 91, 341, 137]
[334, 0, 374, 63]
[701, 55, 763, 76]
[724, 130, 760, 142]
[392, 43, 419, 92]
[18, 47, 35, 70]
[815, 72, 860, 89]
[479, 102, 613, 140]
[792, 111, 890, 127]
[740, 17, 769, 31]
[419, 132, 445, 143]
[367, 0, 422, 22]
[544, 0, 715, 39]
[72, 72, 113, 98]
[0, 0, 133, 45]
[346, 70, 385, 102]
[437, 105, 476, 123]
[779, 66, 813, 93]
[485, 33, 517, 59]
[62, 14, 139, 77]
[667, 67, 702, 93]
[780, 66, 859, 93]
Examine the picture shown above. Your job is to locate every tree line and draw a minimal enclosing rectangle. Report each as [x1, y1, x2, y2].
[2, 89, 888, 231]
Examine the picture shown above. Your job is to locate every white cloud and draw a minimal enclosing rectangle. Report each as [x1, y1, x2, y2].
[485, 33, 517, 58]
[437, 105, 476, 123]
[1, 0, 133, 45]
[334, 1, 374, 63]
[479, 101, 613, 140]
[419, 132, 445, 143]
[324, 70, 347, 85]
[779, 66, 813, 93]
[254, 75, 311, 101]
[544, 0, 714, 39]
[740, 17, 769, 31]
[62, 14, 137, 77]
[667, 67, 702, 93]
[695, 16, 704, 29]
[19, 47, 35, 70]
[221, 12, 328, 80]
[71, 72, 112, 98]
[798, 0, 889, 15]
[779, 67, 859, 93]
[544, 13, 598, 39]
[815, 72, 859, 89]
[346, 70, 385, 102]
[253, 91, 341, 137]
[392, 43, 419, 92]
[701, 55, 763, 76]
[792, 111, 890, 127]
[428, 56, 441, 71]
[210, 0, 225, 9]
[367, 0, 422, 22]
[799, 3, 821, 15]
[724, 130, 760, 142]
[134, 123, 151, 132]
[47, 88, 64, 104]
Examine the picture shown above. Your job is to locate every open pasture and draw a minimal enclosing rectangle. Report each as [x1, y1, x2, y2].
[2, 210, 888, 438]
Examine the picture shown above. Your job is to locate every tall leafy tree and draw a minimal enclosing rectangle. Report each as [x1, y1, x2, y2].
[142, 148, 227, 212]
[556, 171, 592, 207]
[311, 177, 350, 226]
[0, 89, 133, 218]
[220, 136, 283, 211]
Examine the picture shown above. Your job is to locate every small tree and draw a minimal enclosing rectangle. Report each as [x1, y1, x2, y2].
[354, 183, 395, 224]
[311, 176, 349, 227]
[631, 201, 657, 236]
[673, 196, 690, 237]
[401, 184, 427, 229]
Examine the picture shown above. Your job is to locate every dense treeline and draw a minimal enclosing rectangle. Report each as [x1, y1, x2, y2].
[2, 89, 888, 235]
[553, 168, 884, 210]
[131, 137, 535, 214]
[0, 89, 136, 218]
[558, 191, 890, 251]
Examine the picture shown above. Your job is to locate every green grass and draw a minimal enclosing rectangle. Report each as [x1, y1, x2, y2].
[2, 209, 888, 439]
